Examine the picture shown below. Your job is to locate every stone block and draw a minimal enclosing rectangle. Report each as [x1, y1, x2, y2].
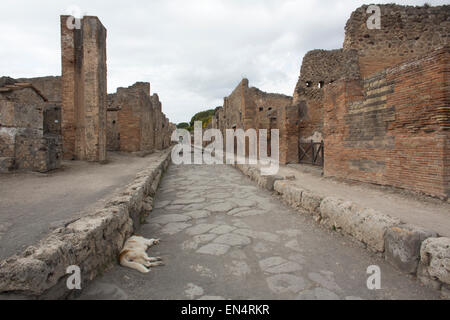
[301, 190, 322, 217]
[275, 181, 303, 208]
[384, 224, 437, 274]
[256, 173, 284, 191]
[419, 237, 450, 286]
[352, 208, 400, 253]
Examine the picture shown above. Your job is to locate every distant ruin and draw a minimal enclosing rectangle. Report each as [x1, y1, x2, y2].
[60, 15, 108, 162]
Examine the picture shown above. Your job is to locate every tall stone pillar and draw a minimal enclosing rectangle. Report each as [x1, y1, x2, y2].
[60, 15, 107, 162]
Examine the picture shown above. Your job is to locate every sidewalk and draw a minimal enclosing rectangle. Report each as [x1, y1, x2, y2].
[278, 164, 450, 237]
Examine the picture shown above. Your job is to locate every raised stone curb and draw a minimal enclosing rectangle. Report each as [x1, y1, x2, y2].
[235, 164, 284, 191]
[419, 237, 450, 296]
[234, 163, 450, 299]
[0, 150, 172, 299]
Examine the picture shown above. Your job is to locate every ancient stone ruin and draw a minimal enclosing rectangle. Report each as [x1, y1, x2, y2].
[0, 77, 62, 172]
[106, 83, 174, 155]
[0, 15, 174, 173]
[211, 4, 450, 199]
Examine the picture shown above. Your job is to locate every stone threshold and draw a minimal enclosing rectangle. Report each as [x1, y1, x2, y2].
[0, 149, 172, 299]
[233, 163, 450, 300]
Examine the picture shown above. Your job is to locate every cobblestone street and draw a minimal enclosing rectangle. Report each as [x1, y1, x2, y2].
[79, 163, 439, 300]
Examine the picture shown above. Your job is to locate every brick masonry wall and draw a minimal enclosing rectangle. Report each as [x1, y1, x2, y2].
[106, 108, 119, 151]
[344, 4, 450, 78]
[278, 105, 299, 164]
[17, 76, 61, 104]
[214, 78, 294, 163]
[106, 83, 172, 154]
[152, 94, 163, 150]
[223, 79, 246, 130]
[323, 47, 450, 198]
[290, 4, 449, 147]
[116, 84, 147, 152]
[292, 49, 360, 143]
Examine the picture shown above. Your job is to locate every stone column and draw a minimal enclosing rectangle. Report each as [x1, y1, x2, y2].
[60, 15, 107, 162]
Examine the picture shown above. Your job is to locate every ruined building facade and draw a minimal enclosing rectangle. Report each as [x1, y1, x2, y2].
[324, 46, 449, 198]
[319, 4, 450, 199]
[212, 4, 450, 198]
[0, 15, 174, 174]
[0, 78, 62, 172]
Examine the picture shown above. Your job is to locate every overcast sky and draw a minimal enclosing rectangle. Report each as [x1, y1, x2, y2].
[0, 0, 447, 123]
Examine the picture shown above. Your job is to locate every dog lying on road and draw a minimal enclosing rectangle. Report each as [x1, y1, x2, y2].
[119, 236, 164, 273]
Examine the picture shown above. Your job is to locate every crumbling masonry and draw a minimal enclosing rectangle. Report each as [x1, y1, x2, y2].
[211, 78, 294, 163]
[0, 15, 174, 173]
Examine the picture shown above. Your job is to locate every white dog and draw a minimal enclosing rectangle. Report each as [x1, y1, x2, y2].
[119, 236, 164, 273]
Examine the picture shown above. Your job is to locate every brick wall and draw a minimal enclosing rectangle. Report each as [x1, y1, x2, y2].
[152, 94, 163, 150]
[106, 108, 119, 151]
[213, 78, 293, 163]
[278, 105, 299, 164]
[344, 4, 450, 78]
[323, 47, 450, 198]
[292, 49, 360, 143]
[115, 83, 150, 152]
